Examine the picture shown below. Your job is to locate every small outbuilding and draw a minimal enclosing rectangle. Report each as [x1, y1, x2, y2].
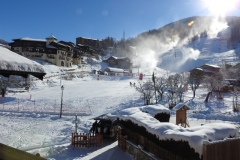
[173, 103, 190, 128]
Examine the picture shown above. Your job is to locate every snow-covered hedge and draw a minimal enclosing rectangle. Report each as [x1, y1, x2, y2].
[140, 104, 170, 116]
[116, 107, 239, 157]
[140, 104, 170, 122]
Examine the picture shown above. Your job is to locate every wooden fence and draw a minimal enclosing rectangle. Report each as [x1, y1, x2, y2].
[118, 128, 183, 160]
[71, 133, 103, 148]
[119, 128, 240, 160]
[118, 128, 126, 151]
[203, 138, 240, 160]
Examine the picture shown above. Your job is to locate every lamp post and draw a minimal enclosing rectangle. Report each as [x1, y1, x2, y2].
[60, 85, 64, 118]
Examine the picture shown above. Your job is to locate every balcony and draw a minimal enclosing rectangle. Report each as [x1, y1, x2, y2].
[67, 53, 72, 57]
[59, 56, 65, 60]
[66, 57, 72, 61]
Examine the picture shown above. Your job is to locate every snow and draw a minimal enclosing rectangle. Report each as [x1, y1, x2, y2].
[111, 56, 127, 60]
[140, 104, 170, 115]
[1, 33, 240, 159]
[0, 75, 137, 159]
[172, 102, 189, 111]
[12, 37, 46, 42]
[104, 67, 126, 73]
[116, 107, 238, 155]
[0, 46, 45, 73]
[203, 64, 221, 68]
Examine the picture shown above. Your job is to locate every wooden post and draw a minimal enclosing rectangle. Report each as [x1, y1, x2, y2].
[87, 133, 90, 148]
[71, 133, 74, 146]
[75, 115, 78, 133]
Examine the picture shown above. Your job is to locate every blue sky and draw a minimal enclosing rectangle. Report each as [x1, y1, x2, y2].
[0, 0, 239, 43]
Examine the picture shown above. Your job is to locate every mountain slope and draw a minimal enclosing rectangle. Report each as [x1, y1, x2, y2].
[129, 16, 240, 74]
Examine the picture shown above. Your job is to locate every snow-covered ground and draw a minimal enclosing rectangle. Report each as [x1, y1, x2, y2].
[0, 63, 141, 159]
[1, 29, 240, 159]
[1, 66, 240, 159]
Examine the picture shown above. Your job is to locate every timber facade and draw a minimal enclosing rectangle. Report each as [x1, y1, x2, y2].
[9, 35, 82, 67]
[76, 37, 102, 49]
[103, 56, 132, 69]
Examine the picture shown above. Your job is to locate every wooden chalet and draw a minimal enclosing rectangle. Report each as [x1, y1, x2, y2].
[76, 44, 98, 56]
[76, 36, 102, 49]
[189, 64, 221, 76]
[58, 41, 81, 65]
[103, 56, 132, 69]
[9, 37, 46, 57]
[9, 35, 79, 68]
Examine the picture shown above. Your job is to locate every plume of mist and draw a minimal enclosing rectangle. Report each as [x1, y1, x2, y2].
[132, 16, 230, 73]
[174, 47, 200, 68]
[159, 46, 202, 73]
[133, 48, 158, 74]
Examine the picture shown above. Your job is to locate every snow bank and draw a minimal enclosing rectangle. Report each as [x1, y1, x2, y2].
[116, 107, 239, 155]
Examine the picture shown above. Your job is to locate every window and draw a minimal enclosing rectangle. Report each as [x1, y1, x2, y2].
[61, 61, 64, 66]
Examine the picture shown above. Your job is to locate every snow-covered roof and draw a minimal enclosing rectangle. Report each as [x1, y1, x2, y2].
[116, 107, 239, 156]
[111, 56, 127, 60]
[140, 104, 170, 116]
[77, 44, 85, 47]
[12, 37, 46, 42]
[129, 46, 136, 49]
[46, 35, 57, 40]
[77, 37, 101, 41]
[191, 67, 215, 73]
[104, 67, 127, 73]
[57, 42, 68, 47]
[0, 46, 46, 80]
[192, 67, 203, 71]
[173, 103, 189, 111]
[202, 64, 221, 69]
